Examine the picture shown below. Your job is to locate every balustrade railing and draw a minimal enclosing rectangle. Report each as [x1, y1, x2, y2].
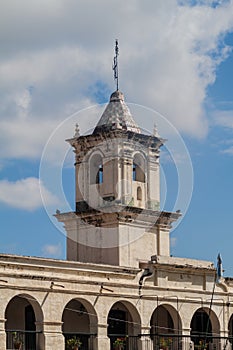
[63, 332, 96, 350]
[6, 330, 41, 350]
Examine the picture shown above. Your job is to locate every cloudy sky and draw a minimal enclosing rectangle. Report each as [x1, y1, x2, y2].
[1, 0, 233, 275]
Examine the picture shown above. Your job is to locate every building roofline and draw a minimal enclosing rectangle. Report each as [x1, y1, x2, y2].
[0, 253, 140, 276]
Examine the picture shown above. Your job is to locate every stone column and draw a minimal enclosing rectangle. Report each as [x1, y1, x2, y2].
[147, 156, 160, 210]
[121, 158, 127, 204]
[0, 318, 6, 350]
[120, 157, 132, 205]
[97, 323, 110, 350]
[140, 326, 153, 350]
[43, 321, 64, 350]
[219, 330, 229, 350]
[182, 328, 193, 350]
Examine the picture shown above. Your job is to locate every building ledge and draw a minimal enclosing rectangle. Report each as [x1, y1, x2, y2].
[0, 253, 140, 278]
[140, 255, 215, 272]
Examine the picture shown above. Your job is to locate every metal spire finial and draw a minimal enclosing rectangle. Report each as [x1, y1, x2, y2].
[153, 123, 159, 137]
[112, 39, 119, 90]
[74, 123, 80, 137]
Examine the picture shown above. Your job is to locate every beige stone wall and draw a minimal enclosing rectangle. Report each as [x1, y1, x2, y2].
[58, 210, 177, 267]
[0, 254, 232, 350]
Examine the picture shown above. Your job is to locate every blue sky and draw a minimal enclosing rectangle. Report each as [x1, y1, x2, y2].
[1, 1, 233, 275]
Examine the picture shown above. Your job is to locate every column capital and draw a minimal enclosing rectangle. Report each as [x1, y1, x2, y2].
[141, 325, 151, 333]
[96, 323, 110, 350]
[182, 328, 191, 335]
[42, 321, 63, 326]
[0, 319, 6, 332]
[42, 320, 63, 335]
[97, 322, 108, 327]
[42, 320, 65, 350]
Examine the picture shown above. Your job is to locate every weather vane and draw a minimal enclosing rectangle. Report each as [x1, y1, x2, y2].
[112, 39, 119, 90]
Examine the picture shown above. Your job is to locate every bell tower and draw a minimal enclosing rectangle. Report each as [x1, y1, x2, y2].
[56, 42, 180, 267]
[56, 89, 180, 268]
[74, 90, 161, 212]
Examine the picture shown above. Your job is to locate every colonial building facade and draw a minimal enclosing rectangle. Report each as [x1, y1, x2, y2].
[0, 89, 233, 350]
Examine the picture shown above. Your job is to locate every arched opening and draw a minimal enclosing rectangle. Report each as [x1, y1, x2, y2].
[5, 294, 44, 350]
[132, 163, 136, 181]
[132, 154, 145, 183]
[190, 308, 220, 350]
[90, 153, 103, 184]
[150, 304, 182, 350]
[137, 186, 142, 200]
[62, 298, 97, 350]
[228, 314, 233, 344]
[107, 301, 141, 350]
[97, 164, 103, 184]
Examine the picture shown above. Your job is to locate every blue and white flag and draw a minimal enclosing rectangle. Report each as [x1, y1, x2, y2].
[217, 253, 223, 281]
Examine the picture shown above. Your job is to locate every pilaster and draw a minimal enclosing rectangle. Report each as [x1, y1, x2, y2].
[121, 157, 132, 205]
[157, 224, 170, 256]
[219, 330, 230, 350]
[0, 319, 6, 350]
[43, 321, 64, 350]
[140, 326, 153, 350]
[97, 323, 110, 350]
[182, 328, 193, 350]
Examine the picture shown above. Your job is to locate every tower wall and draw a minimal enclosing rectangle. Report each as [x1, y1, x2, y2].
[58, 90, 180, 267]
[56, 210, 177, 267]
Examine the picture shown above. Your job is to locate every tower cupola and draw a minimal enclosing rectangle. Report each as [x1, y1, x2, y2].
[93, 90, 141, 134]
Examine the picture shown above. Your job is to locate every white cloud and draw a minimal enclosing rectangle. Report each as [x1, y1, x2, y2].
[0, 0, 233, 163]
[213, 110, 233, 128]
[0, 118, 56, 159]
[221, 147, 233, 155]
[0, 177, 60, 211]
[211, 110, 233, 155]
[42, 243, 62, 258]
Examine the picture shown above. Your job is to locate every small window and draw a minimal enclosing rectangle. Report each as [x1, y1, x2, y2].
[97, 164, 103, 184]
[132, 163, 136, 181]
[132, 154, 145, 182]
[137, 186, 142, 200]
[90, 154, 103, 184]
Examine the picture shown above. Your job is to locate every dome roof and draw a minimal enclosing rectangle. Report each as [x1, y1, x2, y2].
[93, 90, 141, 134]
